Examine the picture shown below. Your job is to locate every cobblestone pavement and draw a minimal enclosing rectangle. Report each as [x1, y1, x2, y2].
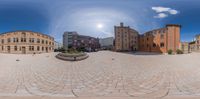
[0, 51, 200, 99]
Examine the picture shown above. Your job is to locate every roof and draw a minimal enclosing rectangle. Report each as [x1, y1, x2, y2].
[0, 30, 54, 39]
[166, 24, 181, 27]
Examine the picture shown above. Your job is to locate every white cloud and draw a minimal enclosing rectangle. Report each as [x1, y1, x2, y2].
[152, 7, 171, 13]
[152, 6, 179, 18]
[169, 9, 178, 15]
[154, 13, 168, 18]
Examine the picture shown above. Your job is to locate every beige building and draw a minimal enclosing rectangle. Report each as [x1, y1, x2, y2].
[189, 41, 196, 52]
[181, 42, 189, 53]
[0, 31, 54, 54]
[188, 34, 200, 52]
[114, 23, 139, 51]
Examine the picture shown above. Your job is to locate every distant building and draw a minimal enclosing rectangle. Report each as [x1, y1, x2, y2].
[188, 34, 200, 52]
[189, 41, 196, 52]
[99, 37, 114, 50]
[63, 32, 77, 50]
[114, 23, 139, 51]
[0, 31, 54, 54]
[139, 24, 181, 53]
[194, 34, 200, 51]
[63, 32, 100, 51]
[54, 41, 62, 50]
[181, 42, 189, 53]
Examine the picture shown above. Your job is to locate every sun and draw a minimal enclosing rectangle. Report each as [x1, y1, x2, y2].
[97, 23, 103, 29]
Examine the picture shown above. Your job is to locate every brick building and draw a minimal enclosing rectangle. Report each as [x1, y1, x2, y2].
[114, 23, 181, 53]
[139, 24, 181, 53]
[0, 31, 54, 54]
[114, 23, 139, 51]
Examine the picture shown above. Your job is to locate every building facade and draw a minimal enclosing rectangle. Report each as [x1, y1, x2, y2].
[63, 32, 100, 51]
[181, 42, 189, 53]
[63, 32, 76, 50]
[139, 24, 181, 53]
[189, 34, 200, 52]
[114, 23, 139, 51]
[189, 41, 196, 52]
[0, 31, 54, 54]
[195, 34, 200, 51]
[54, 41, 62, 50]
[99, 37, 114, 50]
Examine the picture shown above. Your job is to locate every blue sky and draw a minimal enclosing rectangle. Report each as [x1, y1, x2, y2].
[0, 0, 200, 42]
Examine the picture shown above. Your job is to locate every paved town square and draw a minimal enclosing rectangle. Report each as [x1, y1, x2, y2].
[0, 51, 199, 99]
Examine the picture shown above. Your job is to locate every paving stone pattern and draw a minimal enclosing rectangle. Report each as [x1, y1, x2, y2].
[0, 51, 200, 99]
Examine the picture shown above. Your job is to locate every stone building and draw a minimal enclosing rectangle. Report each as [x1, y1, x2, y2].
[139, 24, 181, 53]
[0, 31, 54, 54]
[63, 32, 100, 51]
[114, 23, 139, 51]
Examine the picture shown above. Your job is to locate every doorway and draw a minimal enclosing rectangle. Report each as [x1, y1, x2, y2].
[7, 46, 10, 53]
[22, 47, 26, 54]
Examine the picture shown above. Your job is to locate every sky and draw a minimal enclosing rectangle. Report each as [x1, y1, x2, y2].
[0, 0, 200, 42]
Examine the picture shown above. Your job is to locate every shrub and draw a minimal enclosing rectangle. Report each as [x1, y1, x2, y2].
[176, 49, 183, 54]
[168, 49, 173, 55]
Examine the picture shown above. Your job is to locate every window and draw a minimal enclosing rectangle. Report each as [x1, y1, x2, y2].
[42, 40, 44, 44]
[7, 46, 10, 50]
[147, 38, 149, 41]
[29, 46, 34, 51]
[21, 38, 26, 42]
[1, 39, 4, 44]
[16, 38, 18, 42]
[14, 46, 17, 51]
[13, 38, 19, 43]
[46, 47, 48, 52]
[37, 39, 40, 43]
[160, 43, 165, 47]
[29, 46, 32, 51]
[2, 46, 3, 51]
[32, 46, 34, 51]
[42, 47, 44, 51]
[7, 38, 11, 43]
[37, 46, 40, 51]
[46, 40, 48, 44]
[29, 38, 34, 43]
[153, 43, 156, 47]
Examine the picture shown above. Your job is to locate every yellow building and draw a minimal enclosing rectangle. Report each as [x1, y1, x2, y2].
[0, 31, 54, 54]
[114, 23, 139, 51]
